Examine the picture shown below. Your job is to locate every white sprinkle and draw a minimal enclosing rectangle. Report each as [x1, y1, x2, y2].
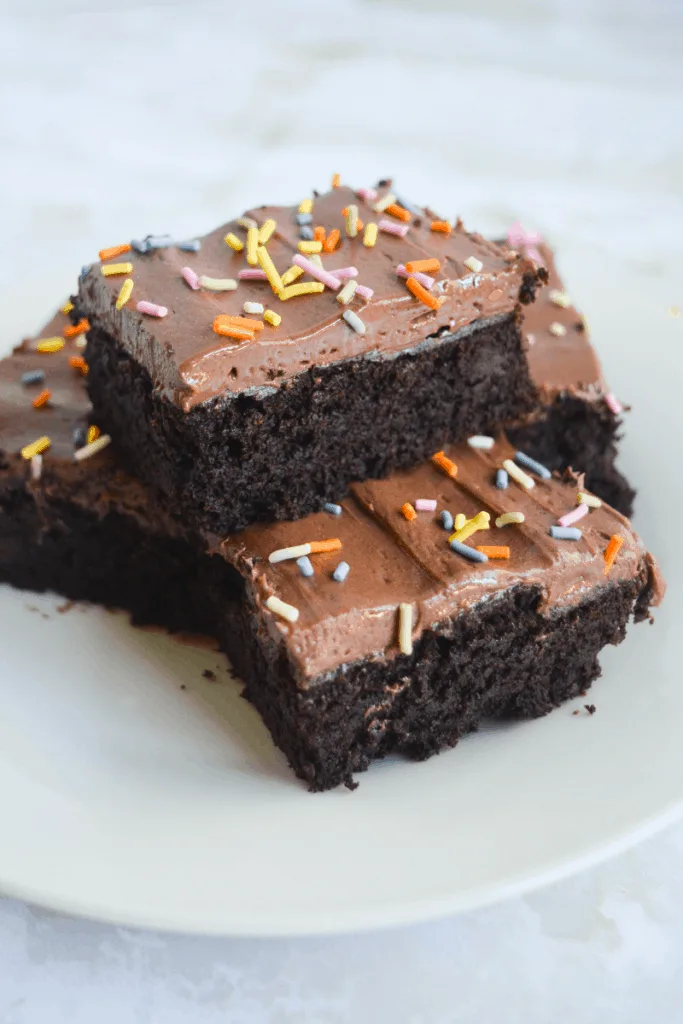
[577, 491, 602, 509]
[502, 459, 535, 491]
[496, 511, 525, 528]
[265, 595, 299, 623]
[30, 454, 43, 481]
[309, 253, 323, 268]
[336, 279, 358, 305]
[199, 276, 238, 291]
[74, 434, 112, 462]
[238, 216, 257, 230]
[467, 435, 495, 450]
[549, 289, 572, 308]
[269, 543, 311, 564]
[398, 603, 413, 656]
[243, 301, 264, 314]
[464, 256, 483, 274]
[342, 310, 366, 334]
[549, 321, 567, 337]
[415, 499, 437, 512]
[373, 192, 396, 213]
[74, 335, 87, 350]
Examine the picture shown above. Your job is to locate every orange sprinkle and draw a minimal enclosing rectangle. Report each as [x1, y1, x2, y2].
[214, 315, 264, 332]
[476, 546, 510, 559]
[99, 243, 131, 261]
[323, 228, 341, 253]
[87, 424, 100, 443]
[604, 534, 624, 575]
[32, 389, 51, 409]
[432, 451, 458, 479]
[64, 319, 89, 338]
[314, 225, 326, 243]
[405, 258, 440, 274]
[406, 276, 444, 311]
[309, 538, 342, 555]
[69, 355, 89, 375]
[431, 220, 452, 234]
[385, 203, 411, 223]
[213, 323, 255, 341]
[401, 502, 417, 522]
[331, 173, 341, 189]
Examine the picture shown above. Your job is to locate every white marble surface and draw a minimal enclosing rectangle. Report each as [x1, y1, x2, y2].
[1, 0, 682, 1019]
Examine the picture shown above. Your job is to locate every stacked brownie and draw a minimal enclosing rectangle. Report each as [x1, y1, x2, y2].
[0, 180, 663, 790]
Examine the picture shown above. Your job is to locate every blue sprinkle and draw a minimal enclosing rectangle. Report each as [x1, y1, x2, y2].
[450, 539, 488, 562]
[72, 425, 87, 449]
[131, 238, 151, 254]
[333, 560, 350, 582]
[496, 469, 509, 489]
[323, 502, 342, 516]
[549, 526, 582, 541]
[21, 369, 45, 386]
[296, 555, 314, 578]
[296, 212, 313, 225]
[440, 510, 454, 531]
[515, 450, 552, 480]
[79, 264, 91, 281]
[299, 225, 314, 240]
[176, 239, 201, 252]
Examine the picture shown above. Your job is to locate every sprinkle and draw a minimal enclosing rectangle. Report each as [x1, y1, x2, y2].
[440, 510, 454, 531]
[476, 546, 510, 559]
[144, 234, 173, 250]
[363, 223, 378, 248]
[549, 289, 571, 308]
[549, 526, 582, 541]
[406, 276, 444, 311]
[213, 323, 254, 342]
[450, 511, 490, 545]
[181, 267, 201, 290]
[464, 256, 483, 274]
[199, 276, 238, 291]
[136, 300, 168, 317]
[496, 469, 509, 489]
[281, 265, 304, 287]
[299, 225, 314, 241]
[405, 258, 440, 274]
[310, 538, 342, 555]
[243, 301, 264, 315]
[502, 459, 535, 490]
[292, 254, 341, 290]
[298, 240, 323, 254]
[345, 204, 359, 238]
[74, 334, 88, 349]
[331, 173, 341, 189]
[373, 193, 396, 213]
[323, 503, 342, 516]
[246, 226, 259, 265]
[378, 218, 410, 239]
[557, 503, 589, 528]
[454, 514, 466, 531]
[74, 434, 111, 462]
[238, 268, 267, 281]
[130, 239, 150, 254]
[605, 392, 623, 415]
[549, 322, 567, 337]
[297, 555, 314, 578]
[450, 540, 488, 563]
[357, 186, 378, 202]
[101, 262, 133, 277]
[36, 337, 64, 353]
[309, 254, 323, 268]
[333, 561, 350, 582]
[30, 454, 43, 481]
[604, 535, 624, 575]
[355, 285, 374, 301]
[396, 264, 435, 290]
[432, 451, 457, 479]
[31, 389, 51, 408]
[21, 369, 45, 386]
[323, 229, 340, 253]
[73, 426, 87, 448]
[269, 538, 341, 563]
[430, 220, 452, 234]
[336, 280, 358, 305]
[332, 267, 358, 280]
[64, 319, 89, 338]
[279, 282, 325, 300]
[224, 232, 244, 252]
[401, 502, 417, 521]
[415, 499, 437, 512]
[99, 243, 131, 261]
[342, 309, 366, 334]
[385, 203, 411, 222]
[296, 212, 313, 226]
[514, 451, 552, 480]
[21, 436, 51, 460]
[263, 309, 281, 327]
[577, 491, 602, 509]
[298, 199, 313, 214]
[258, 219, 277, 245]
[116, 278, 134, 309]
[176, 239, 201, 253]
[86, 424, 100, 443]
[215, 315, 264, 332]
[60, 300, 74, 315]
[238, 216, 257, 230]
[80, 264, 91, 280]
[265, 595, 299, 624]
[467, 435, 495, 450]
[398, 603, 413, 655]
[496, 511, 525, 528]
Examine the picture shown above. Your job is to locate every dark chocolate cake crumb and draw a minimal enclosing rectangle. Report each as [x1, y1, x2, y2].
[584, 704, 597, 715]
[202, 669, 216, 681]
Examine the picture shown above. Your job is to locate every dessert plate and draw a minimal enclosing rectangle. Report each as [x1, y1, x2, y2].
[0, 272, 680, 937]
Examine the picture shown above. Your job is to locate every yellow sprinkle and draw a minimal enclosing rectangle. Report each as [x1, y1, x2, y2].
[309, 253, 323, 268]
[454, 513, 466, 531]
[278, 282, 325, 300]
[36, 337, 64, 353]
[298, 199, 313, 214]
[336, 280, 358, 305]
[549, 322, 567, 337]
[549, 289, 571, 308]
[21, 436, 51, 460]
[264, 309, 281, 327]
[258, 219, 277, 245]
[238, 216, 257, 230]
[346, 204, 359, 238]
[224, 232, 244, 252]
[363, 223, 378, 248]
[373, 193, 396, 213]
[298, 240, 323, 254]
[246, 227, 259, 266]
[87, 424, 100, 444]
[502, 458, 535, 491]
[281, 265, 304, 287]
[495, 511, 525, 528]
[101, 262, 133, 277]
[577, 491, 602, 509]
[60, 300, 74, 315]
[115, 278, 134, 310]
[256, 246, 283, 294]
[450, 511, 490, 545]
[398, 602, 413, 655]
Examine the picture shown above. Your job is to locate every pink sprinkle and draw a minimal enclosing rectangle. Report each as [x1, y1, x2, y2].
[379, 219, 410, 239]
[292, 254, 341, 290]
[137, 300, 168, 318]
[605, 392, 623, 415]
[355, 284, 374, 301]
[557, 503, 589, 528]
[238, 268, 267, 280]
[507, 222, 544, 266]
[357, 187, 378, 202]
[181, 266, 200, 290]
[332, 267, 359, 280]
[415, 499, 437, 512]
[396, 264, 435, 289]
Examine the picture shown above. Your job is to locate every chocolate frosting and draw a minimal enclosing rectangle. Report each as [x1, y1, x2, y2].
[79, 185, 544, 410]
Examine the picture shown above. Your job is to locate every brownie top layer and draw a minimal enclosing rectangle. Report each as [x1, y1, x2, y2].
[220, 437, 663, 682]
[78, 182, 545, 410]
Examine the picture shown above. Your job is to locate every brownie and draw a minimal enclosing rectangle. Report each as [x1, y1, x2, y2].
[79, 182, 547, 533]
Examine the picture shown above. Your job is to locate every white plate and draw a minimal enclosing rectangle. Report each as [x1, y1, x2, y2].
[0, 271, 681, 937]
